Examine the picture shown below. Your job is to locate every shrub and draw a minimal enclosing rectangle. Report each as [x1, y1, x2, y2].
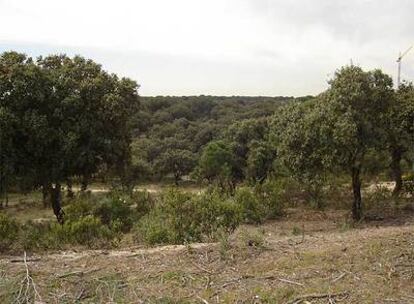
[65, 215, 115, 248]
[160, 189, 199, 243]
[65, 194, 139, 233]
[301, 176, 327, 209]
[94, 197, 134, 232]
[64, 197, 98, 221]
[194, 190, 241, 239]
[364, 185, 393, 213]
[254, 179, 287, 218]
[234, 187, 265, 224]
[19, 221, 57, 250]
[133, 190, 155, 218]
[133, 210, 172, 245]
[133, 188, 241, 245]
[0, 214, 19, 251]
[403, 173, 414, 195]
[239, 228, 266, 249]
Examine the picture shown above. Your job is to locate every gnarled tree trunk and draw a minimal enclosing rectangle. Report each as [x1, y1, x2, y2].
[391, 148, 403, 197]
[351, 166, 362, 221]
[50, 183, 64, 225]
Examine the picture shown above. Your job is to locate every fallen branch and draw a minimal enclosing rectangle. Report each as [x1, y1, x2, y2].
[285, 291, 349, 304]
[57, 271, 84, 278]
[275, 277, 305, 287]
[332, 272, 346, 283]
[254, 275, 305, 286]
[57, 268, 101, 279]
[11, 257, 41, 263]
[14, 252, 42, 304]
[197, 295, 210, 304]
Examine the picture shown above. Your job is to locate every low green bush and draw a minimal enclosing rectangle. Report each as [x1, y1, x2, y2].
[193, 190, 241, 239]
[133, 210, 172, 245]
[234, 187, 265, 224]
[0, 214, 19, 251]
[64, 197, 98, 221]
[254, 179, 287, 218]
[364, 185, 393, 213]
[94, 197, 134, 232]
[133, 188, 241, 245]
[65, 194, 140, 233]
[133, 190, 155, 218]
[19, 221, 59, 250]
[64, 215, 116, 248]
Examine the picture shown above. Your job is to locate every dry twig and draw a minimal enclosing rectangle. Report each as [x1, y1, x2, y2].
[14, 252, 43, 304]
[285, 291, 349, 304]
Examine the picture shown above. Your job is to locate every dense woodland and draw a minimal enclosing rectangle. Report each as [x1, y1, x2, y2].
[1, 51, 414, 251]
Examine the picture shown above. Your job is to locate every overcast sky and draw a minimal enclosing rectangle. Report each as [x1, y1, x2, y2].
[1, 0, 413, 96]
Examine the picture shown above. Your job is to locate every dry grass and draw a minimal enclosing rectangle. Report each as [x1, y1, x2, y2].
[1, 206, 414, 303]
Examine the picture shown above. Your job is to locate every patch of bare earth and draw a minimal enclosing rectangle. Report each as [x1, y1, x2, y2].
[1, 209, 414, 303]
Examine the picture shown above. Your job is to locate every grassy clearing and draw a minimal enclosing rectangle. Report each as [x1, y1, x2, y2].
[1, 184, 414, 302]
[1, 207, 413, 303]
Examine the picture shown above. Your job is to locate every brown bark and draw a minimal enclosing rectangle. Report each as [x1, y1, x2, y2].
[80, 175, 89, 192]
[351, 166, 362, 221]
[391, 148, 403, 197]
[50, 183, 65, 225]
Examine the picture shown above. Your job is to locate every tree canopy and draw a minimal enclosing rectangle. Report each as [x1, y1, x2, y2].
[0, 52, 139, 220]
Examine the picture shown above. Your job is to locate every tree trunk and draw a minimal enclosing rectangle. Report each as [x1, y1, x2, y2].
[42, 183, 50, 208]
[81, 175, 89, 192]
[351, 166, 362, 221]
[0, 174, 6, 208]
[391, 148, 403, 197]
[174, 172, 180, 186]
[50, 183, 65, 225]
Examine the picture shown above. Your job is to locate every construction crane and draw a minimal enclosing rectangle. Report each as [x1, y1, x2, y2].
[397, 45, 413, 88]
[396, 46, 414, 174]
[397, 45, 414, 174]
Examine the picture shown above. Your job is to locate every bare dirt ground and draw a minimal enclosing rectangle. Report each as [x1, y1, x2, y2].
[1, 208, 414, 303]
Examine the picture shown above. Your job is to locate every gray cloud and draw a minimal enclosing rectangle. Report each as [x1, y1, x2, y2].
[1, 0, 413, 95]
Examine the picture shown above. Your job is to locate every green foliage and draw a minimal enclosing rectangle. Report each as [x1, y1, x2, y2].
[403, 173, 414, 181]
[18, 221, 62, 250]
[246, 140, 275, 183]
[195, 140, 238, 193]
[133, 189, 241, 245]
[193, 190, 241, 239]
[0, 51, 139, 214]
[239, 228, 266, 249]
[64, 197, 98, 221]
[154, 149, 197, 184]
[64, 215, 116, 247]
[217, 229, 232, 260]
[254, 178, 289, 218]
[0, 213, 19, 251]
[94, 197, 134, 232]
[20, 216, 118, 250]
[133, 190, 155, 218]
[234, 187, 266, 224]
[64, 194, 137, 233]
[270, 66, 396, 220]
[133, 210, 172, 245]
